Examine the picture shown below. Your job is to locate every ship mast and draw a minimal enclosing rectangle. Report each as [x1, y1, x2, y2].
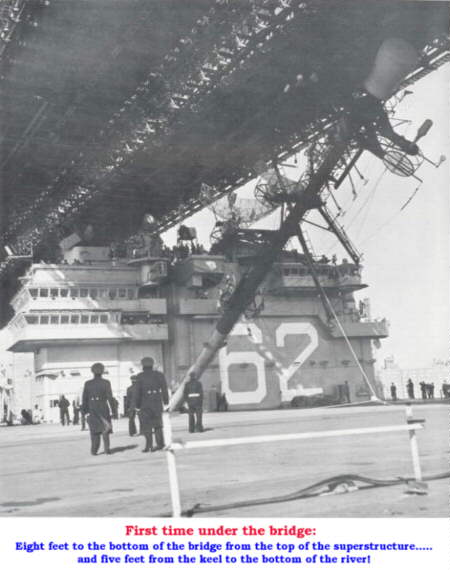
[169, 36, 444, 409]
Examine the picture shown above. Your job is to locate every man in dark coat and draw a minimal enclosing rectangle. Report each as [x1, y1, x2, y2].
[406, 378, 415, 399]
[183, 372, 204, 433]
[59, 395, 71, 426]
[82, 362, 115, 455]
[419, 381, 427, 399]
[134, 357, 169, 452]
[126, 375, 139, 436]
[72, 400, 80, 425]
[390, 383, 397, 401]
[343, 381, 351, 403]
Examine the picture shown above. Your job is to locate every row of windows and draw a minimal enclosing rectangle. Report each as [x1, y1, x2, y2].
[28, 287, 137, 300]
[121, 313, 157, 325]
[25, 313, 111, 325]
[282, 267, 360, 277]
[283, 268, 310, 277]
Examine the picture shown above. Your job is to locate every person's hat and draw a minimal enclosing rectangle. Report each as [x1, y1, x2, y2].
[91, 362, 105, 375]
[141, 357, 154, 368]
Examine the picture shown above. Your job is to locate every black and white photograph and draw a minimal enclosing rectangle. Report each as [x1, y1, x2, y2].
[0, 0, 448, 523]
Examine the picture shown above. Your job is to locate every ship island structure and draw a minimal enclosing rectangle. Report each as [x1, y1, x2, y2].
[5, 226, 388, 423]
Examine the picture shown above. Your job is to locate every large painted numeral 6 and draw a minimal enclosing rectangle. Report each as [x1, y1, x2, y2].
[219, 323, 267, 405]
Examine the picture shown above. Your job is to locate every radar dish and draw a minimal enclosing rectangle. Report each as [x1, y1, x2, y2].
[209, 196, 273, 227]
[383, 150, 416, 177]
[255, 170, 308, 206]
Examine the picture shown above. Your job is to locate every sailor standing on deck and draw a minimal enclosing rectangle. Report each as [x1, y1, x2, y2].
[82, 362, 115, 456]
[183, 372, 204, 433]
[72, 399, 80, 425]
[134, 357, 169, 453]
[419, 381, 427, 400]
[126, 375, 139, 436]
[406, 378, 415, 399]
[59, 395, 71, 426]
[390, 383, 397, 401]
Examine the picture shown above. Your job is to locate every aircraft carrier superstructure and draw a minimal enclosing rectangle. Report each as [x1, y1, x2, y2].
[6, 232, 387, 421]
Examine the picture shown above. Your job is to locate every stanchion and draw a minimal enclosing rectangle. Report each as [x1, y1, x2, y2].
[405, 405, 428, 495]
[162, 412, 182, 517]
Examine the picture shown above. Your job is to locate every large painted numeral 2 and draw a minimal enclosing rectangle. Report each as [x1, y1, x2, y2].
[275, 322, 318, 402]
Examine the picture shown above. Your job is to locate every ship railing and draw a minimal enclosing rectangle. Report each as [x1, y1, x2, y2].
[162, 405, 426, 517]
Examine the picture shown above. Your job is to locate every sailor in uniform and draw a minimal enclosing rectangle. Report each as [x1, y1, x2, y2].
[59, 395, 71, 426]
[183, 372, 204, 433]
[134, 357, 169, 452]
[126, 375, 139, 436]
[82, 362, 115, 455]
[406, 378, 415, 399]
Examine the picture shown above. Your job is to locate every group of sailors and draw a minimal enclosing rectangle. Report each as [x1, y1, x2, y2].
[81, 358, 204, 456]
[121, 227, 206, 263]
[390, 378, 449, 400]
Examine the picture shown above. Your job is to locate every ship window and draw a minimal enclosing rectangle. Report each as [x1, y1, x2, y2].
[90, 315, 99, 324]
[100, 314, 108, 324]
[70, 288, 79, 298]
[40, 315, 49, 325]
[127, 288, 135, 299]
[29, 288, 38, 299]
[26, 315, 38, 324]
[70, 314, 80, 324]
[50, 289, 59, 298]
[40, 289, 49, 298]
[80, 289, 88, 298]
[81, 315, 89, 324]
[60, 289, 68, 298]
[50, 315, 59, 324]
[89, 289, 98, 299]
[109, 289, 117, 300]
[98, 289, 107, 298]
[118, 289, 127, 298]
[60, 315, 69, 324]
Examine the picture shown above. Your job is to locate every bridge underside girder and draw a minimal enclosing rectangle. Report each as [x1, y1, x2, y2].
[0, 0, 448, 324]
